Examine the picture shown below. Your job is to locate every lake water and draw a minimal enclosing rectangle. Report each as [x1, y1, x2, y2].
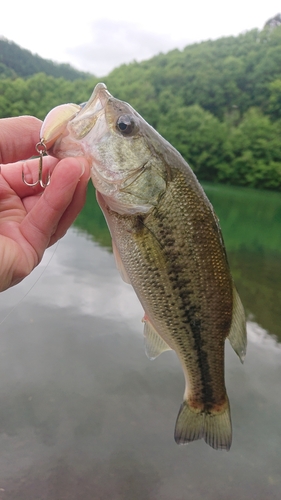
[0, 183, 280, 499]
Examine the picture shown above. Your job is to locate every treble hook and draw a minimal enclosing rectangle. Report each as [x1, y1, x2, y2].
[22, 141, 50, 188]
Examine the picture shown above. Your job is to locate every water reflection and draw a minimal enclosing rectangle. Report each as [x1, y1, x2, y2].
[74, 182, 281, 340]
[0, 183, 280, 499]
[204, 184, 281, 340]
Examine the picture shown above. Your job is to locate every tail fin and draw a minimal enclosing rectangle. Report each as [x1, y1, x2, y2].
[174, 400, 232, 451]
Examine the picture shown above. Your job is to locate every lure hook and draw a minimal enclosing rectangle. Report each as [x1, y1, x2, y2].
[22, 141, 50, 188]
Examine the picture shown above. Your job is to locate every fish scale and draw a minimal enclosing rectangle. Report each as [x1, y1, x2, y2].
[103, 176, 231, 413]
[41, 82, 247, 450]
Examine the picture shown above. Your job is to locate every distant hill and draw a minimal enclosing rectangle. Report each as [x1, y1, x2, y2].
[264, 13, 281, 29]
[0, 18, 280, 190]
[0, 37, 92, 80]
[106, 20, 281, 122]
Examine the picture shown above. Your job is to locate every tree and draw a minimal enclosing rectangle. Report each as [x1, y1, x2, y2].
[267, 79, 281, 120]
[225, 108, 281, 189]
[157, 104, 229, 181]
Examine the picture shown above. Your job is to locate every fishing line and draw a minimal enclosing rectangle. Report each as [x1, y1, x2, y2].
[0, 241, 60, 326]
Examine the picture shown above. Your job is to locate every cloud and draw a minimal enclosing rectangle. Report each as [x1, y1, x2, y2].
[67, 19, 192, 76]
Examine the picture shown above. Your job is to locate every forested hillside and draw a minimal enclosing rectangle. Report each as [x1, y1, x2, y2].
[0, 38, 90, 80]
[0, 20, 281, 190]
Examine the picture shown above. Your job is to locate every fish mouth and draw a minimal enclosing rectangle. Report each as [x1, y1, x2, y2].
[40, 83, 112, 151]
[65, 83, 112, 142]
[73, 83, 112, 129]
[79, 83, 112, 116]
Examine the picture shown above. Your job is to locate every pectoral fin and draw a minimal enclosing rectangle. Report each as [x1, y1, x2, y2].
[142, 315, 172, 360]
[228, 285, 247, 363]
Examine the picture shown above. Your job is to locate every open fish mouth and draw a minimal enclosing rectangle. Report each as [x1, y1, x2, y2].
[78, 83, 112, 117]
[40, 83, 112, 153]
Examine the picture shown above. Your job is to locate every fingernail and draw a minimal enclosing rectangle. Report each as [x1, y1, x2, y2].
[79, 160, 91, 180]
[78, 160, 85, 178]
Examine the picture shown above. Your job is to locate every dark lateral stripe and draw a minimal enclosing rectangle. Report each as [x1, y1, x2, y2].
[178, 291, 215, 407]
[164, 244, 215, 407]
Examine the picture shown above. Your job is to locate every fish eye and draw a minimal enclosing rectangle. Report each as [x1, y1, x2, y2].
[116, 115, 135, 135]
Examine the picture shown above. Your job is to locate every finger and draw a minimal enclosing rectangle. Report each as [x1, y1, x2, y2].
[21, 158, 90, 231]
[48, 159, 91, 246]
[0, 116, 41, 164]
[20, 157, 90, 261]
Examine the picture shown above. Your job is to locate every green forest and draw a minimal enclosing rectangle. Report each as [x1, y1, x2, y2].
[0, 17, 281, 190]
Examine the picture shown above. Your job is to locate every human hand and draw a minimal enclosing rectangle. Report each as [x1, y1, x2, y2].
[0, 116, 90, 292]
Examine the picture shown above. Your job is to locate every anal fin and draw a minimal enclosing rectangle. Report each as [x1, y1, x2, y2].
[228, 285, 247, 363]
[142, 315, 172, 360]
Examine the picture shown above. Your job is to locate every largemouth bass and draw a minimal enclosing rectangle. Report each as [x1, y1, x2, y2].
[40, 83, 247, 450]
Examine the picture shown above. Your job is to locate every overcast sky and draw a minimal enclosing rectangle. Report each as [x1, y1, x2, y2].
[0, 1, 280, 76]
